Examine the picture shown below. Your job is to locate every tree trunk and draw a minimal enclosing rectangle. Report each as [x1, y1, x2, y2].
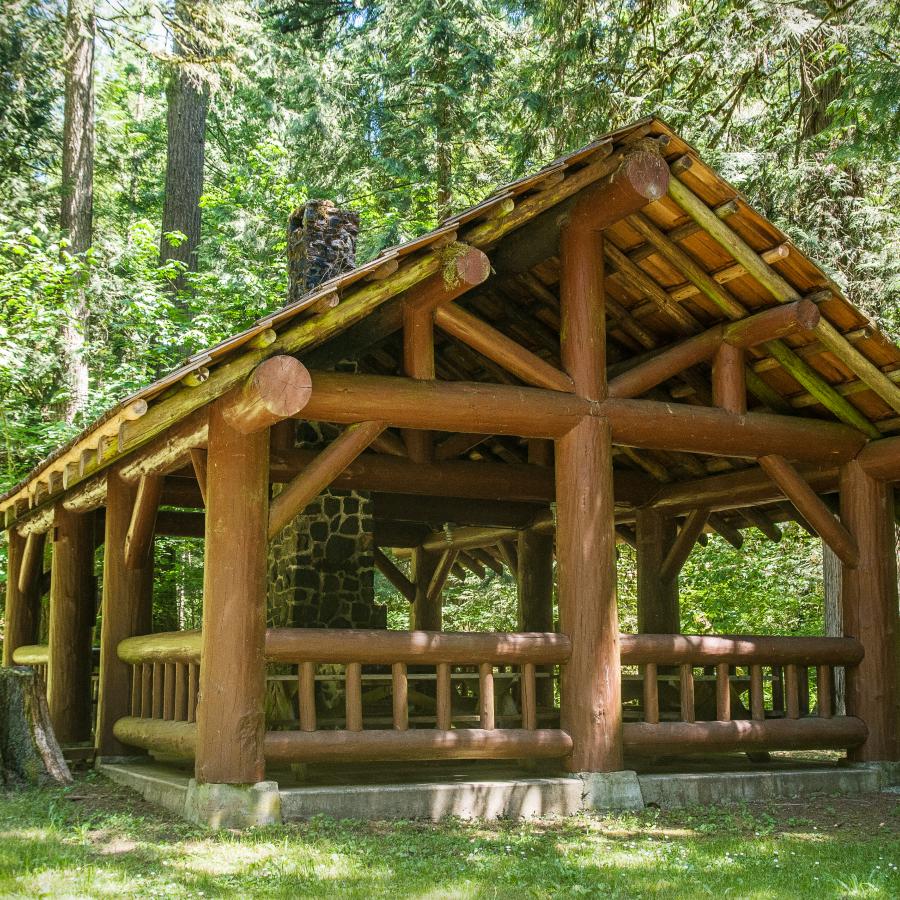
[0, 668, 72, 786]
[159, 0, 210, 297]
[60, 0, 95, 423]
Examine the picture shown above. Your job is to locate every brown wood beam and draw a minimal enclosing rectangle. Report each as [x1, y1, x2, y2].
[372, 493, 546, 529]
[433, 432, 488, 460]
[123, 475, 162, 571]
[840, 459, 899, 761]
[434, 303, 574, 392]
[95, 471, 154, 757]
[47, 506, 95, 743]
[3, 529, 41, 666]
[635, 508, 678, 634]
[373, 548, 416, 603]
[557, 204, 622, 773]
[492, 144, 669, 276]
[410, 548, 441, 631]
[712, 344, 746, 415]
[268, 421, 386, 539]
[195, 397, 269, 785]
[426, 549, 459, 604]
[402, 304, 434, 463]
[856, 435, 900, 483]
[189, 448, 207, 505]
[602, 399, 867, 464]
[740, 507, 783, 542]
[607, 300, 819, 400]
[650, 463, 839, 516]
[17, 531, 46, 598]
[759, 454, 859, 567]
[300, 371, 590, 439]
[659, 508, 710, 583]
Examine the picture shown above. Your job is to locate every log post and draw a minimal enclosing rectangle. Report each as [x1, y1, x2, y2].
[555, 207, 622, 772]
[3, 529, 42, 667]
[410, 547, 441, 631]
[839, 460, 899, 761]
[635, 508, 678, 634]
[195, 397, 270, 784]
[95, 471, 154, 757]
[47, 506, 96, 744]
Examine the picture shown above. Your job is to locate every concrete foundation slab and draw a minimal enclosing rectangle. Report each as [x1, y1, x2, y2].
[97, 759, 899, 827]
[637, 764, 887, 808]
[281, 777, 585, 821]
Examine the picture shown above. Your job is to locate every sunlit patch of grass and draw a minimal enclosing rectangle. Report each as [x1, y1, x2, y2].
[0, 779, 897, 898]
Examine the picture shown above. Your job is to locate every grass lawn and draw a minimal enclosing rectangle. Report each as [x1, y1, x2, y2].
[0, 774, 897, 898]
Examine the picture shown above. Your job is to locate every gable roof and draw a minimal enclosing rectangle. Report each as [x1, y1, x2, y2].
[4, 116, 899, 529]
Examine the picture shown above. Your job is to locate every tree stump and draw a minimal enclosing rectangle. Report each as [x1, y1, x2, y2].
[0, 667, 72, 786]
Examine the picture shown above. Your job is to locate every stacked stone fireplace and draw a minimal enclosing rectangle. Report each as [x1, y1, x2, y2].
[266, 200, 386, 630]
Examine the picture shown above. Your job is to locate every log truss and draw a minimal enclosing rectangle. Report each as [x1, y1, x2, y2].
[4, 115, 899, 778]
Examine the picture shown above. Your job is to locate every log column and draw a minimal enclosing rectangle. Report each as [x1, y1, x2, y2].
[47, 506, 96, 744]
[410, 547, 441, 631]
[839, 460, 899, 761]
[3, 529, 42, 666]
[635, 508, 679, 634]
[95, 471, 154, 757]
[195, 397, 270, 784]
[555, 219, 622, 772]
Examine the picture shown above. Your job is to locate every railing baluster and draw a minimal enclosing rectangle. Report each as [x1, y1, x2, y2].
[174, 664, 188, 722]
[298, 661, 316, 732]
[799, 666, 810, 717]
[750, 665, 765, 721]
[785, 664, 800, 719]
[436, 663, 452, 730]
[130, 665, 140, 717]
[817, 664, 832, 718]
[716, 663, 731, 721]
[479, 663, 495, 730]
[680, 663, 695, 723]
[772, 664, 784, 714]
[521, 662, 537, 730]
[151, 662, 163, 719]
[187, 663, 198, 723]
[643, 663, 659, 724]
[392, 662, 408, 731]
[141, 663, 152, 718]
[345, 662, 363, 732]
[163, 662, 175, 721]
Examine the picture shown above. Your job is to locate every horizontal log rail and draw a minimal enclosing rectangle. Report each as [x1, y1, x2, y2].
[110, 720, 573, 763]
[621, 633, 865, 755]
[265, 627, 571, 666]
[619, 634, 863, 666]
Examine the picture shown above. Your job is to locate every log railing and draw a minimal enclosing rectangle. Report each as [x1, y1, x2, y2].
[12, 644, 50, 684]
[118, 631, 201, 725]
[619, 634, 867, 753]
[263, 628, 572, 763]
[113, 628, 571, 763]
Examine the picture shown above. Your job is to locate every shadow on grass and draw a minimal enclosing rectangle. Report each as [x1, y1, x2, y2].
[0, 779, 897, 898]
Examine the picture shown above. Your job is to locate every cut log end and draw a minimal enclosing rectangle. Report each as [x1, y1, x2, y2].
[222, 355, 313, 434]
[622, 150, 670, 203]
[447, 246, 491, 289]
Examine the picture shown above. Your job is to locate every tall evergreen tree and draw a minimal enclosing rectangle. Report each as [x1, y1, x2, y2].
[59, 0, 95, 423]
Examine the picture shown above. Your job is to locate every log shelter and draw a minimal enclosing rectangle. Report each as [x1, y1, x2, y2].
[2, 118, 898, 796]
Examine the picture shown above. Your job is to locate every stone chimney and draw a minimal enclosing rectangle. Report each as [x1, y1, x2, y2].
[287, 200, 360, 302]
[268, 201, 385, 631]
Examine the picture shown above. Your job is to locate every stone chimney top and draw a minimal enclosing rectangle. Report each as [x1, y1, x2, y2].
[287, 199, 360, 303]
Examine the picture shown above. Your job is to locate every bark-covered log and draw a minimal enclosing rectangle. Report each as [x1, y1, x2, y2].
[0, 667, 72, 786]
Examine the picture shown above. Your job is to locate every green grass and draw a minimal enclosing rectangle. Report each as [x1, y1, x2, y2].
[0, 774, 897, 898]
